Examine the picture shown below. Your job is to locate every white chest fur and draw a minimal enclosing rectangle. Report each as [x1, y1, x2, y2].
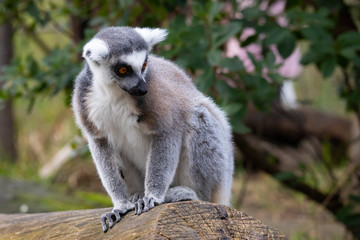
[86, 81, 151, 173]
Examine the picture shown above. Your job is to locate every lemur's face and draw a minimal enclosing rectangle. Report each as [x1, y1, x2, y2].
[82, 27, 150, 96]
[82, 26, 168, 97]
[109, 50, 149, 96]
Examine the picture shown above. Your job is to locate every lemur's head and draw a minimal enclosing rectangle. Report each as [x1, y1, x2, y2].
[83, 27, 167, 96]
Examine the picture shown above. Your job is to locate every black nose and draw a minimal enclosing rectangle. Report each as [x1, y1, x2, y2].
[137, 88, 147, 96]
[129, 80, 147, 96]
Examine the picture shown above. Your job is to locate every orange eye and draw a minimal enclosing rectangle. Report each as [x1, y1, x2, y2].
[118, 67, 127, 74]
[142, 61, 147, 71]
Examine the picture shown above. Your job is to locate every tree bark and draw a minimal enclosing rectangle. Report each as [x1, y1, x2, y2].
[0, 23, 17, 161]
[0, 201, 287, 240]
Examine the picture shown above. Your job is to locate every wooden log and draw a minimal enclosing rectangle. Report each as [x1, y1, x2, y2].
[0, 201, 286, 240]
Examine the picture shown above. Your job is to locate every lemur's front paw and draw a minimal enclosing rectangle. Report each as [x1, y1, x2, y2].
[100, 203, 134, 233]
[134, 196, 163, 215]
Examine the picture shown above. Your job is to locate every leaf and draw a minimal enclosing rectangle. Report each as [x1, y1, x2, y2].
[339, 46, 360, 60]
[277, 33, 296, 59]
[26, 2, 41, 21]
[195, 68, 215, 93]
[300, 42, 335, 65]
[320, 55, 336, 78]
[208, 1, 223, 24]
[343, 214, 360, 227]
[207, 50, 222, 66]
[212, 21, 243, 49]
[285, 0, 302, 9]
[350, 195, 360, 203]
[300, 25, 332, 43]
[241, 6, 266, 20]
[215, 81, 246, 107]
[301, 52, 318, 65]
[25, 1, 49, 26]
[353, 56, 360, 68]
[336, 32, 360, 49]
[231, 120, 250, 134]
[336, 205, 354, 222]
[241, 34, 258, 47]
[265, 51, 276, 69]
[192, 1, 205, 18]
[222, 103, 244, 116]
[219, 57, 244, 72]
[28, 58, 40, 77]
[263, 27, 290, 47]
[246, 52, 262, 72]
[310, 42, 335, 55]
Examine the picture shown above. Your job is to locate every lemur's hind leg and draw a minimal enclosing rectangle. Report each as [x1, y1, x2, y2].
[188, 105, 233, 206]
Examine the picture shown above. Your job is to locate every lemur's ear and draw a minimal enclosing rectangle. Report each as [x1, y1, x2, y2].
[82, 38, 109, 64]
[135, 28, 168, 50]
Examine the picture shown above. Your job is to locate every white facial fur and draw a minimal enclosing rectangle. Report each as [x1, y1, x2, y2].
[83, 38, 109, 63]
[122, 50, 148, 80]
[134, 28, 168, 49]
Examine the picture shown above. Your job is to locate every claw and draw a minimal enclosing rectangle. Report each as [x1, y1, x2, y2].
[149, 197, 155, 209]
[107, 212, 115, 228]
[100, 208, 131, 233]
[135, 196, 159, 215]
[135, 198, 144, 215]
[113, 209, 122, 223]
[100, 212, 116, 233]
[142, 196, 150, 212]
[100, 214, 109, 233]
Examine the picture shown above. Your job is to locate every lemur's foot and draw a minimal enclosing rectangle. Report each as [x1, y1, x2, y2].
[101, 205, 133, 233]
[129, 191, 145, 203]
[134, 196, 162, 215]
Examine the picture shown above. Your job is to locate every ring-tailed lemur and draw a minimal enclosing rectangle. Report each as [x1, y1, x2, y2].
[72, 26, 234, 233]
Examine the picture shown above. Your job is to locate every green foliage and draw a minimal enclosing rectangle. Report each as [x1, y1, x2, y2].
[6, 181, 112, 212]
[0, 0, 50, 27]
[286, 2, 360, 113]
[336, 205, 360, 232]
[39, 190, 112, 211]
[0, 45, 80, 110]
[337, 195, 360, 229]
[0, 157, 40, 180]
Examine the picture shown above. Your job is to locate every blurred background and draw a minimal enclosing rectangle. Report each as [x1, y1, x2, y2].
[0, 0, 360, 239]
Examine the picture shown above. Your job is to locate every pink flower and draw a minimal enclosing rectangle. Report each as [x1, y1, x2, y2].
[225, 0, 302, 79]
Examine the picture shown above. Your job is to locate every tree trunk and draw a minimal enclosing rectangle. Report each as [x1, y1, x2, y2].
[0, 23, 17, 161]
[0, 201, 287, 240]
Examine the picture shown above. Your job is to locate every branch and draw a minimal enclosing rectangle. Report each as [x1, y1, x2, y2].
[0, 201, 286, 239]
[233, 133, 343, 214]
[244, 107, 352, 144]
